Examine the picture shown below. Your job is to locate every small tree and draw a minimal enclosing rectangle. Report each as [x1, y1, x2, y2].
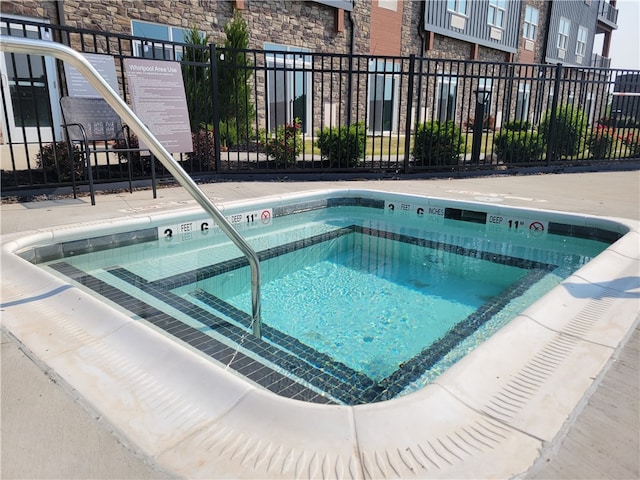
[182, 27, 211, 132]
[217, 11, 256, 147]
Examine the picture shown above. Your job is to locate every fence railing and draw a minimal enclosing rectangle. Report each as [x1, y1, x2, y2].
[1, 18, 639, 197]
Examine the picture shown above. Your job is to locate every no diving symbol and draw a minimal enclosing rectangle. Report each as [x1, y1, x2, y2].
[261, 210, 271, 224]
[529, 221, 545, 236]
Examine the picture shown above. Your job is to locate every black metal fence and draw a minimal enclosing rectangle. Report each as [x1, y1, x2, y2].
[2, 18, 639, 197]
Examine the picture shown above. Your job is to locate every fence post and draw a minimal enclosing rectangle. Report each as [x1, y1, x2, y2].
[545, 63, 563, 165]
[403, 54, 416, 173]
[210, 43, 221, 173]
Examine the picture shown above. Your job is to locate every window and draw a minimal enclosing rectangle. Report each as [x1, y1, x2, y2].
[479, 78, 493, 119]
[378, 0, 397, 11]
[131, 21, 186, 60]
[265, 43, 311, 134]
[487, 0, 507, 28]
[523, 6, 539, 40]
[557, 17, 570, 51]
[368, 60, 399, 133]
[447, 0, 467, 15]
[576, 26, 588, 56]
[515, 82, 531, 122]
[436, 76, 458, 122]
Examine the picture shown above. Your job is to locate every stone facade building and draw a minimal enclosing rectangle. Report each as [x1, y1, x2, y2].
[0, 0, 620, 160]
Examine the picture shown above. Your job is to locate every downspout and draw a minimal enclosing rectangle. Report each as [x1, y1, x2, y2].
[55, 1, 68, 45]
[417, 0, 426, 57]
[346, 3, 356, 125]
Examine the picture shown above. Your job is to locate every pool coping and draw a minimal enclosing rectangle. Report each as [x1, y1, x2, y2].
[2, 188, 639, 479]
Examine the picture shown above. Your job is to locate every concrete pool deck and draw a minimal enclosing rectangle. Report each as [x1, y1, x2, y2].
[1, 171, 639, 479]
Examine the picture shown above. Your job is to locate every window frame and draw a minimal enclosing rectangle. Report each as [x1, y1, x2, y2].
[557, 17, 570, 51]
[523, 5, 539, 41]
[447, 0, 467, 16]
[131, 20, 186, 60]
[576, 25, 588, 57]
[487, 0, 507, 28]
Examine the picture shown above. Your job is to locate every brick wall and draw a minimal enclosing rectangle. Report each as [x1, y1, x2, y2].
[369, 0, 402, 56]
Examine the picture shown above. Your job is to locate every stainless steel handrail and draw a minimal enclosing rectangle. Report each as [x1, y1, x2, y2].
[0, 36, 262, 338]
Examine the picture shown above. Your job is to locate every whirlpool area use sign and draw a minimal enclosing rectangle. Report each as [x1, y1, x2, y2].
[123, 58, 193, 154]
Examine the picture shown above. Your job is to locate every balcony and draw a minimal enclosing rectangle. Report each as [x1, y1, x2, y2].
[597, 1, 618, 31]
[591, 53, 612, 69]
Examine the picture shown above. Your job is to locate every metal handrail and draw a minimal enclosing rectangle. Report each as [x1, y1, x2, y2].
[0, 36, 262, 339]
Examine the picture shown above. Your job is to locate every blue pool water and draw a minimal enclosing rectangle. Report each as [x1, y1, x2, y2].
[206, 231, 528, 381]
[33, 200, 615, 404]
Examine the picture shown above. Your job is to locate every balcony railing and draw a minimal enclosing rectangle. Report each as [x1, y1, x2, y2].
[598, 1, 619, 27]
[592, 53, 612, 68]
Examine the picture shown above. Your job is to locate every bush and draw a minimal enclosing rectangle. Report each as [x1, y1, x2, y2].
[502, 120, 531, 132]
[587, 126, 615, 159]
[36, 141, 83, 182]
[187, 128, 215, 170]
[258, 119, 302, 166]
[598, 116, 640, 129]
[466, 115, 496, 131]
[412, 120, 464, 166]
[494, 130, 545, 164]
[540, 104, 589, 158]
[316, 121, 366, 167]
[112, 134, 154, 175]
[621, 131, 640, 158]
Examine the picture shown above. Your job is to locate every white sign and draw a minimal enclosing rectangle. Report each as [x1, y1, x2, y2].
[124, 58, 193, 153]
[64, 53, 119, 97]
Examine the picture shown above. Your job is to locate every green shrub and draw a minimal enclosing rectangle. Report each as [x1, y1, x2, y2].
[540, 104, 589, 158]
[258, 119, 302, 166]
[587, 126, 615, 159]
[412, 121, 464, 166]
[494, 130, 545, 164]
[316, 121, 366, 167]
[217, 119, 242, 148]
[502, 120, 531, 132]
[36, 141, 83, 182]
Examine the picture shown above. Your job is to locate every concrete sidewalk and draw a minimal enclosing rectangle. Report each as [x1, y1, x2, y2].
[1, 171, 639, 479]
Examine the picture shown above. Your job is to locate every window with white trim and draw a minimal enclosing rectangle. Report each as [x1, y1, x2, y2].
[487, 0, 507, 28]
[515, 82, 531, 122]
[576, 26, 588, 56]
[436, 75, 458, 122]
[523, 6, 539, 40]
[378, 0, 397, 11]
[264, 43, 312, 134]
[447, 0, 467, 15]
[131, 20, 186, 60]
[368, 59, 400, 133]
[557, 17, 570, 51]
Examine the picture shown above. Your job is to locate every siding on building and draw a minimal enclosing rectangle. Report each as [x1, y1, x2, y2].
[423, 0, 521, 54]
[545, 0, 599, 66]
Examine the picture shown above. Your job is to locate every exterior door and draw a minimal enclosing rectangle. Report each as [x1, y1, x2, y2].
[0, 18, 61, 143]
